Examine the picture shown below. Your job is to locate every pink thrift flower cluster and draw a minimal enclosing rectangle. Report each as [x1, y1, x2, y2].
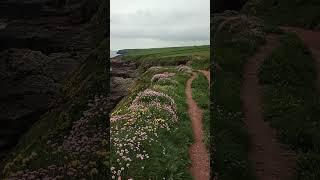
[111, 123, 154, 179]
[110, 114, 134, 123]
[110, 89, 178, 178]
[7, 95, 109, 179]
[130, 89, 178, 122]
[62, 95, 108, 153]
[151, 72, 175, 82]
[6, 163, 95, 180]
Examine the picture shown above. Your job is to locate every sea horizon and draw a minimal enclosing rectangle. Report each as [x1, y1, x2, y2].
[110, 50, 119, 58]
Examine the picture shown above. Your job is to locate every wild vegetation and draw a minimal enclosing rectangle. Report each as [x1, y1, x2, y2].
[111, 67, 193, 179]
[192, 73, 210, 148]
[110, 46, 210, 179]
[212, 11, 265, 180]
[2, 40, 109, 179]
[120, 45, 210, 68]
[259, 33, 320, 179]
[213, 1, 320, 179]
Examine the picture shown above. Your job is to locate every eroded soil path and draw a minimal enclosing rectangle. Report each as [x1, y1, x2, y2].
[199, 70, 210, 83]
[186, 72, 210, 180]
[281, 26, 320, 91]
[241, 35, 297, 180]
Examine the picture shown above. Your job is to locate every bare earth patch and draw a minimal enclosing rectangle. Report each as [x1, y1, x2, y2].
[186, 72, 210, 180]
[241, 35, 297, 180]
[199, 70, 210, 83]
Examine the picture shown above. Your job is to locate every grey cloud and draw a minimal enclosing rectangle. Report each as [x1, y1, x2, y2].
[111, 0, 210, 50]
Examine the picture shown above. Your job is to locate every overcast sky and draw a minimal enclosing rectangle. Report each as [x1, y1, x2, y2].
[110, 0, 210, 50]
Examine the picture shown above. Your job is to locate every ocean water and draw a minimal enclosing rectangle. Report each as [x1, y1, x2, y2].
[110, 51, 119, 58]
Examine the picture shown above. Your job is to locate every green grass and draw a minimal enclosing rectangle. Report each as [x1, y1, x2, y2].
[188, 58, 210, 70]
[213, 2, 320, 178]
[212, 19, 264, 179]
[110, 67, 194, 179]
[259, 33, 320, 179]
[120, 45, 210, 68]
[243, 0, 320, 29]
[192, 73, 210, 149]
[2, 40, 110, 179]
[109, 44, 210, 179]
[120, 45, 210, 57]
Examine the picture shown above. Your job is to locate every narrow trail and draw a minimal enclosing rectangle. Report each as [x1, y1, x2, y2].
[199, 70, 210, 83]
[186, 72, 210, 180]
[281, 26, 320, 91]
[241, 35, 297, 180]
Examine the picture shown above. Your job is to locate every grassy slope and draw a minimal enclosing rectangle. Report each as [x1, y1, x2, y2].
[120, 45, 210, 57]
[212, 1, 320, 180]
[192, 73, 210, 149]
[121, 45, 210, 68]
[1, 2, 109, 178]
[190, 52, 211, 154]
[242, 0, 320, 178]
[211, 12, 266, 179]
[212, 41, 259, 180]
[189, 57, 210, 71]
[111, 67, 193, 179]
[213, 1, 320, 178]
[2, 40, 109, 179]
[243, 0, 320, 29]
[110, 47, 210, 179]
[259, 33, 320, 179]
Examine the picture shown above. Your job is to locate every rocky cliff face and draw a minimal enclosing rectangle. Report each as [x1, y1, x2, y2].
[110, 57, 138, 110]
[0, 0, 102, 160]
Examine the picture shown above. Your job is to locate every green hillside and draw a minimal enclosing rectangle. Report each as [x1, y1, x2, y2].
[212, 1, 320, 180]
[120, 45, 210, 68]
[2, 39, 109, 179]
[1, 1, 109, 178]
[110, 46, 210, 179]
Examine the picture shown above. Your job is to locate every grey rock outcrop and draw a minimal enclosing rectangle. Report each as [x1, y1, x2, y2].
[0, 49, 80, 156]
[109, 57, 138, 110]
[0, 0, 101, 160]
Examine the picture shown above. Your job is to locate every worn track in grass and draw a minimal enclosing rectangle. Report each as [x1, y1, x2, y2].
[186, 72, 210, 180]
[241, 35, 297, 180]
